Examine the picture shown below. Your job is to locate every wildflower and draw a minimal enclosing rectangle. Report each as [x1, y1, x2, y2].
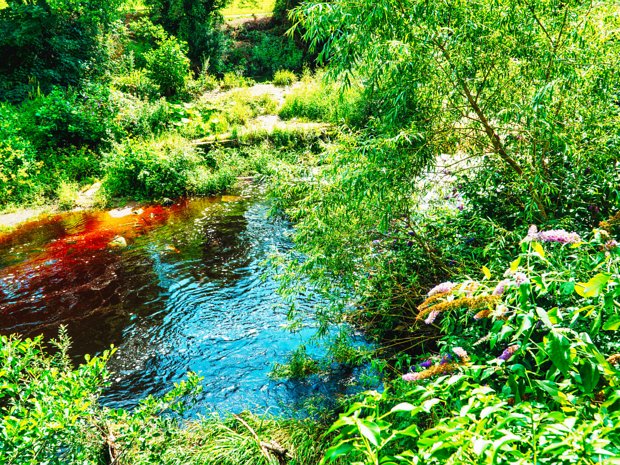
[419, 359, 433, 368]
[607, 354, 620, 366]
[473, 309, 491, 320]
[492, 279, 511, 296]
[513, 272, 529, 286]
[440, 354, 452, 364]
[537, 229, 581, 244]
[523, 226, 581, 244]
[523, 224, 538, 242]
[452, 347, 469, 362]
[464, 281, 479, 297]
[401, 363, 460, 382]
[402, 372, 421, 381]
[498, 345, 519, 361]
[428, 281, 456, 297]
[604, 240, 619, 250]
[372, 239, 382, 246]
[417, 295, 500, 322]
[424, 309, 440, 325]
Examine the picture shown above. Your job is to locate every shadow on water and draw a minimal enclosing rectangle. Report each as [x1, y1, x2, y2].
[0, 186, 367, 415]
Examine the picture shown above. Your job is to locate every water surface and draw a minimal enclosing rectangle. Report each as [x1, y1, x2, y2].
[0, 188, 355, 414]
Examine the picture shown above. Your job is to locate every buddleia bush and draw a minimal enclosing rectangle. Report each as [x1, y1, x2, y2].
[324, 227, 620, 464]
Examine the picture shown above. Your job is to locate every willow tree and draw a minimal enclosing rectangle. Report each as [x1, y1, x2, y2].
[293, 0, 620, 225]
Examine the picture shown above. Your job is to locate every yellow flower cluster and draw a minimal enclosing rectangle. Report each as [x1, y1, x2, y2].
[417, 294, 500, 322]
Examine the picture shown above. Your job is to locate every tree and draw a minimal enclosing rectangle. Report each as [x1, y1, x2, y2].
[293, 0, 620, 226]
[0, 0, 121, 102]
[145, 0, 228, 67]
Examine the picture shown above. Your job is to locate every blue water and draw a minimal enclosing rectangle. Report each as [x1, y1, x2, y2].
[0, 187, 364, 415]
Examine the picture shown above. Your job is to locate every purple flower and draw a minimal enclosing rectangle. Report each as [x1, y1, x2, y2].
[537, 229, 581, 244]
[605, 240, 618, 250]
[498, 345, 518, 361]
[372, 239, 382, 246]
[513, 272, 529, 286]
[492, 279, 511, 296]
[402, 372, 420, 381]
[419, 359, 433, 369]
[424, 309, 440, 325]
[440, 354, 452, 365]
[452, 347, 468, 361]
[428, 281, 456, 296]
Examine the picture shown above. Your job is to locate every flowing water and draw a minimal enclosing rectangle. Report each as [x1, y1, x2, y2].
[0, 187, 360, 415]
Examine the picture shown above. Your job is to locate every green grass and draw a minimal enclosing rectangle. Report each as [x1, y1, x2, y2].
[221, 0, 275, 17]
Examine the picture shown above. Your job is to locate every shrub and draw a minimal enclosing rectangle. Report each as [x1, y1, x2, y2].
[247, 31, 304, 77]
[102, 135, 204, 199]
[0, 116, 43, 205]
[56, 181, 79, 210]
[278, 74, 365, 125]
[0, 329, 112, 464]
[0, 0, 120, 102]
[219, 72, 254, 90]
[19, 84, 120, 151]
[111, 69, 161, 100]
[144, 37, 191, 97]
[273, 70, 297, 87]
[324, 229, 620, 464]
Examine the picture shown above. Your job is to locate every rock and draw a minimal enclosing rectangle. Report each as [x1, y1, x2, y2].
[108, 236, 127, 248]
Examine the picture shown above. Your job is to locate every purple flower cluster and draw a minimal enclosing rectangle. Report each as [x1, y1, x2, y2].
[498, 345, 519, 361]
[524, 225, 581, 244]
[402, 372, 420, 381]
[452, 347, 468, 361]
[424, 309, 440, 325]
[420, 359, 433, 368]
[428, 281, 456, 296]
[513, 272, 529, 286]
[605, 240, 619, 250]
[492, 279, 511, 296]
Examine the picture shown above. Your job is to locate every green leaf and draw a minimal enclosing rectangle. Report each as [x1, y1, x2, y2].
[509, 257, 521, 273]
[535, 307, 553, 328]
[603, 315, 620, 331]
[532, 241, 545, 259]
[547, 332, 571, 376]
[357, 419, 381, 447]
[579, 361, 600, 394]
[324, 442, 354, 461]
[390, 402, 415, 413]
[575, 273, 611, 298]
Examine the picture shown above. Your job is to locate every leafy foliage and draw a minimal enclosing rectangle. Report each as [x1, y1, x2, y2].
[0, 0, 121, 102]
[145, 0, 228, 67]
[293, 0, 620, 227]
[324, 231, 620, 464]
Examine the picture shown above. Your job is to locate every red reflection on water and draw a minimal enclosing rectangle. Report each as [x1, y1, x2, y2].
[0, 203, 183, 335]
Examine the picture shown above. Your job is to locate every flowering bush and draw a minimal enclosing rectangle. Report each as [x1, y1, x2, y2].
[323, 227, 620, 464]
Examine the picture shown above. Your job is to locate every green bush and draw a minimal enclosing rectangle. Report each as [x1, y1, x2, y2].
[325, 230, 620, 464]
[0, 107, 43, 205]
[19, 84, 120, 151]
[219, 72, 254, 90]
[111, 69, 161, 100]
[0, 0, 120, 102]
[247, 32, 304, 77]
[273, 70, 298, 87]
[0, 329, 112, 464]
[279, 74, 365, 125]
[144, 37, 191, 97]
[102, 135, 205, 199]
